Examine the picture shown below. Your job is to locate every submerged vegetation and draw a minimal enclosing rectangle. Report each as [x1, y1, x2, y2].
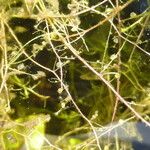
[0, 0, 150, 149]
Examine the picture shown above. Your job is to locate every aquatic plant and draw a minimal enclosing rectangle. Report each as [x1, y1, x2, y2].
[0, 0, 150, 149]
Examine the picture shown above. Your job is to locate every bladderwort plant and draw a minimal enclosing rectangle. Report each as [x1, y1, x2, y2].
[0, 0, 150, 149]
